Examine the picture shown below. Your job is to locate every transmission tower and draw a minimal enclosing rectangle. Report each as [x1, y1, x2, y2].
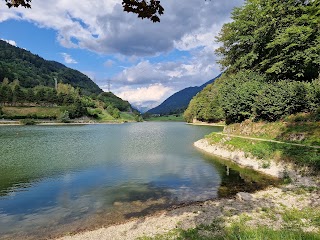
[54, 77, 58, 90]
[107, 80, 111, 92]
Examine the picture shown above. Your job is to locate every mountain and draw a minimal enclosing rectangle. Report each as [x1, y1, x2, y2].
[0, 40, 102, 95]
[146, 74, 221, 115]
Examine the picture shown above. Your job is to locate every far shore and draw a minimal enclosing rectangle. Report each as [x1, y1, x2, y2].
[187, 121, 226, 127]
[55, 138, 319, 240]
[0, 120, 132, 126]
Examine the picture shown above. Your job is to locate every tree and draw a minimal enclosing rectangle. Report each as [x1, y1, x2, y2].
[122, 0, 164, 22]
[219, 71, 266, 123]
[3, 0, 164, 22]
[12, 84, 25, 105]
[112, 108, 121, 119]
[183, 78, 225, 123]
[4, 0, 31, 8]
[216, 0, 320, 81]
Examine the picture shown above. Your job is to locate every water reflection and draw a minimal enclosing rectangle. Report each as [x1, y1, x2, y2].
[0, 123, 277, 239]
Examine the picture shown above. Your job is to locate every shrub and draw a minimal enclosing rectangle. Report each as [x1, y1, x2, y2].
[219, 71, 267, 123]
[19, 119, 36, 125]
[57, 110, 70, 123]
[306, 79, 320, 112]
[112, 108, 120, 119]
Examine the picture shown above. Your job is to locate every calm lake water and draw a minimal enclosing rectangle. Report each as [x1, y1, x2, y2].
[0, 122, 274, 239]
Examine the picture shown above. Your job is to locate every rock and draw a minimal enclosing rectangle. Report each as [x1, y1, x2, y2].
[113, 201, 123, 206]
[132, 200, 143, 206]
[236, 192, 253, 201]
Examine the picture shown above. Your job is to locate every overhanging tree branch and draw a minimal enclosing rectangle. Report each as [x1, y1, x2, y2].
[3, 0, 165, 22]
[4, 0, 31, 8]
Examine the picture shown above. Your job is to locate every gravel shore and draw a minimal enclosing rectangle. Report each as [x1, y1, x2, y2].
[57, 138, 319, 240]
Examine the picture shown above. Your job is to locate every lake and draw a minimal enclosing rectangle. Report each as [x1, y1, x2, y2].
[0, 122, 274, 239]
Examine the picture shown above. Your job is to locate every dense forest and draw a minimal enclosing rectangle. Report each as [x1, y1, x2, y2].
[0, 40, 135, 121]
[184, 0, 320, 124]
[0, 40, 102, 95]
[0, 79, 132, 120]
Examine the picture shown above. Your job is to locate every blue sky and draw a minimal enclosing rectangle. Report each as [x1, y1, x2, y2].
[0, 0, 243, 110]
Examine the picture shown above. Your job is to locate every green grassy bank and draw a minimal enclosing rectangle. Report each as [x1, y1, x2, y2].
[0, 106, 139, 124]
[145, 114, 184, 122]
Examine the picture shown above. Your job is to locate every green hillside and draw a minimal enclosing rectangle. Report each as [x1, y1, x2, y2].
[0, 40, 140, 123]
[0, 40, 102, 95]
[185, 0, 320, 124]
[147, 75, 220, 115]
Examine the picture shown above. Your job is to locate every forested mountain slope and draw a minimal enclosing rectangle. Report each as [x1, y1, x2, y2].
[147, 74, 221, 115]
[0, 40, 102, 95]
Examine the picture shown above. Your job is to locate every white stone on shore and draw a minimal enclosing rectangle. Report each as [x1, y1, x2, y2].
[236, 192, 253, 201]
[193, 139, 287, 178]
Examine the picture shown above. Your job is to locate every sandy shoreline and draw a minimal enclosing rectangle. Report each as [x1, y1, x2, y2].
[54, 138, 319, 240]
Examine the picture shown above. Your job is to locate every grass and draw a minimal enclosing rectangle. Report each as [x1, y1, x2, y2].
[146, 114, 184, 122]
[2, 107, 139, 123]
[2, 106, 61, 119]
[282, 207, 320, 229]
[223, 226, 320, 240]
[120, 112, 137, 122]
[140, 207, 320, 240]
[140, 221, 320, 240]
[86, 108, 138, 123]
[223, 113, 320, 147]
[206, 132, 320, 170]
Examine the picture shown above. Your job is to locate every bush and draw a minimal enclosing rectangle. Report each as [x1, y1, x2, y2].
[20, 119, 36, 125]
[219, 71, 267, 123]
[184, 77, 225, 123]
[306, 79, 320, 112]
[254, 81, 310, 121]
[106, 105, 114, 115]
[57, 110, 70, 123]
[87, 108, 102, 119]
[112, 108, 120, 119]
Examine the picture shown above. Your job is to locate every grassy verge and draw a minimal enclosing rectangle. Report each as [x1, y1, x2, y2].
[87, 108, 138, 123]
[223, 113, 320, 147]
[1, 106, 61, 119]
[120, 112, 137, 122]
[206, 132, 320, 170]
[145, 114, 184, 122]
[1, 107, 139, 123]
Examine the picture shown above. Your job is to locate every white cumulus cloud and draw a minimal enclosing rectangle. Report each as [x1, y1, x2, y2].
[112, 84, 172, 106]
[0, 0, 243, 108]
[0, 0, 243, 57]
[61, 53, 78, 64]
[1, 38, 17, 46]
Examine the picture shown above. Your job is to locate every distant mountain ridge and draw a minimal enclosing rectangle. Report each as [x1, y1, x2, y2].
[147, 74, 221, 115]
[0, 40, 102, 95]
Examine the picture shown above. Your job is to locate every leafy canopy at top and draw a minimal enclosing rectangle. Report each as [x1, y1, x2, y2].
[3, 0, 164, 22]
[216, 0, 320, 81]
